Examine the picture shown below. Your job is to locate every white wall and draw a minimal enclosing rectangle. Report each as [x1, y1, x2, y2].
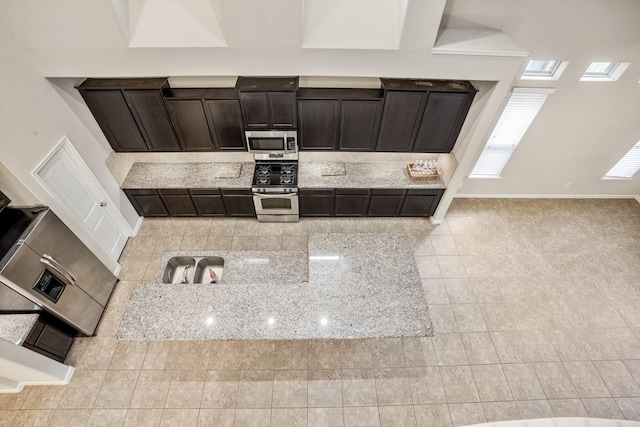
[0, 19, 138, 272]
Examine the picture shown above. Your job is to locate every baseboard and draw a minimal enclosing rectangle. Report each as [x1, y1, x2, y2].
[430, 217, 444, 225]
[132, 216, 144, 236]
[455, 194, 639, 199]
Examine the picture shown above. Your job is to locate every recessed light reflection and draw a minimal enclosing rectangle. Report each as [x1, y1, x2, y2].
[319, 317, 328, 326]
[268, 317, 275, 325]
[206, 317, 214, 325]
[245, 258, 269, 264]
[309, 255, 340, 261]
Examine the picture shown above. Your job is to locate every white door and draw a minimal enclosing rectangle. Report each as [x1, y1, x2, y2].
[33, 137, 131, 261]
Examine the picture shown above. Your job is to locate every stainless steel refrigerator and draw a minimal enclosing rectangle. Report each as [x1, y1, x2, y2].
[0, 207, 118, 335]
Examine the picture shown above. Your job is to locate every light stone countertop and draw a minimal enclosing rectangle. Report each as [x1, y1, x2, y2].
[121, 161, 446, 189]
[117, 234, 432, 340]
[0, 314, 39, 345]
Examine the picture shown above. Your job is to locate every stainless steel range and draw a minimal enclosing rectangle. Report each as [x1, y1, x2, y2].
[247, 130, 299, 222]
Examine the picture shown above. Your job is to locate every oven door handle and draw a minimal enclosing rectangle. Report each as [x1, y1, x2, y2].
[253, 192, 298, 197]
[41, 254, 77, 286]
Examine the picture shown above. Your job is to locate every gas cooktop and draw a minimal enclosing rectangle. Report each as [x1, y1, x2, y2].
[252, 161, 298, 188]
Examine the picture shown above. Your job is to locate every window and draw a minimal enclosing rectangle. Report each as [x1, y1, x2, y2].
[521, 60, 568, 80]
[580, 61, 629, 81]
[603, 141, 640, 179]
[470, 88, 555, 178]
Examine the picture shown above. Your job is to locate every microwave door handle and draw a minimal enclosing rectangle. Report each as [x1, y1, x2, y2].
[41, 254, 77, 285]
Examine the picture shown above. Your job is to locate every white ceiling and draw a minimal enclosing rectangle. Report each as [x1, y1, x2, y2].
[0, 0, 638, 197]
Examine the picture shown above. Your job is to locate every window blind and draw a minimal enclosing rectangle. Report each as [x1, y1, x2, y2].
[604, 142, 640, 179]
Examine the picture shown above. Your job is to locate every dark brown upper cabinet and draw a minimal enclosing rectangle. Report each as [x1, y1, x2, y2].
[77, 78, 180, 152]
[298, 99, 339, 150]
[165, 99, 215, 151]
[339, 99, 382, 151]
[204, 100, 246, 150]
[376, 79, 477, 153]
[237, 77, 298, 129]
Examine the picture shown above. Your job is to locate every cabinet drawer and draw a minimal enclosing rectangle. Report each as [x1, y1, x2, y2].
[335, 188, 369, 195]
[221, 189, 252, 196]
[190, 188, 221, 195]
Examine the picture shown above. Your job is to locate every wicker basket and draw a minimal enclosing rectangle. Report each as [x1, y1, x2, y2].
[406, 163, 440, 181]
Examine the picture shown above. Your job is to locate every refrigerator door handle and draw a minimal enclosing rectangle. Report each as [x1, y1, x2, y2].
[41, 254, 77, 286]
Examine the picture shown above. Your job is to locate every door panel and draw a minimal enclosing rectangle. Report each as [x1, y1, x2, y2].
[204, 100, 246, 150]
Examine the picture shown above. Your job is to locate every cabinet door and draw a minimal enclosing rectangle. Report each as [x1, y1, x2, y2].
[376, 91, 425, 151]
[159, 189, 198, 216]
[268, 92, 296, 127]
[221, 189, 255, 216]
[24, 319, 74, 363]
[239, 92, 270, 128]
[339, 100, 382, 151]
[298, 100, 339, 150]
[400, 189, 444, 217]
[204, 100, 246, 150]
[79, 90, 148, 151]
[368, 189, 405, 216]
[124, 189, 169, 216]
[300, 189, 334, 216]
[165, 99, 215, 151]
[124, 90, 180, 151]
[334, 189, 370, 216]
[413, 92, 475, 152]
[191, 189, 226, 216]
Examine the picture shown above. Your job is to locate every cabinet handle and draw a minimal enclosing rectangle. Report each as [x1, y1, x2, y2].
[272, 124, 292, 127]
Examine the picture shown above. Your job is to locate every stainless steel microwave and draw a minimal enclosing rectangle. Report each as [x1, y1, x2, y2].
[245, 130, 298, 155]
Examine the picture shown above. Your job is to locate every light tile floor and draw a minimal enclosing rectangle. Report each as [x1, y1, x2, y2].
[1, 199, 640, 426]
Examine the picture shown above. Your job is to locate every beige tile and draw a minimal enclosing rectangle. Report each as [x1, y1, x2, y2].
[258, 222, 284, 236]
[94, 370, 139, 408]
[594, 360, 640, 397]
[341, 369, 377, 406]
[414, 256, 441, 279]
[200, 370, 239, 409]
[209, 341, 244, 370]
[573, 329, 619, 360]
[184, 218, 212, 236]
[233, 219, 260, 236]
[241, 341, 275, 370]
[331, 218, 356, 233]
[108, 281, 137, 307]
[231, 236, 257, 250]
[205, 235, 233, 250]
[271, 408, 307, 427]
[374, 368, 412, 405]
[482, 401, 520, 422]
[447, 402, 486, 427]
[176, 341, 211, 370]
[160, 408, 199, 427]
[355, 218, 380, 233]
[501, 363, 546, 401]
[21, 385, 65, 410]
[422, 278, 450, 304]
[413, 404, 452, 426]
[308, 340, 341, 369]
[308, 407, 344, 427]
[86, 409, 127, 426]
[58, 370, 106, 409]
[378, 405, 416, 427]
[11, 409, 53, 427]
[256, 235, 282, 250]
[402, 337, 438, 367]
[407, 367, 446, 404]
[471, 364, 513, 402]
[143, 341, 179, 370]
[236, 370, 274, 408]
[308, 369, 343, 407]
[282, 221, 309, 237]
[451, 304, 486, 332]
[461, 332, 500, 365]
[130, 370, 172, 409]
[616, 397, 640, 421]
[549, 398, 589, 417]
[479, 304, 517, 332]
[515, 400, 554, 419]
[110, 340, 149, 370]
[605, 328, 640, 359]
[339, 339, 373, 369]
[274, 340, 307, 370]
[440, 365, 480, 403]
[343, 406, 380, 427]
[548, 330, 589, 361]
[413, 236, 435, 256]
[444, 279, 475, 303]
[563, 360, 611, 398]
[125, 409, 163, 426]
[533, 362, 579, 399]
[581, 397, 624, 419]
[371, 337, 406, 368]
[49, 409, 91, 427]
[282, 236, 308, 250]
[436, 256, 467, 279]
[72, 337, 118, 370]
[432, 333, 468, 366]
[490, 331, 529, 364]
[272, 370, 307, 408]
[520, 330, 560, 362]
[197, 409, 235, 427]
[164, 370, 205, 409]
[305, 218, 332, 233]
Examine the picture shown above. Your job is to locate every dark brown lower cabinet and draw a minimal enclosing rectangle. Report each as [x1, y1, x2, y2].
[300, 189, 334, 216]
[23, 316, 75, 363]
[159, 189, 198, 216]
[221, 189, 255, 216]
[124, 189, 169, 217]
[400, 189, 444, 217]
[190, 189, 226, 216]
[334, 189, 370, 216]
[368, 189, 405, 216]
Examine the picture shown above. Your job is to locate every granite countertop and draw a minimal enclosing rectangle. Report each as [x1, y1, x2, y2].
[0, 314, 39, 345]
[122, 161, 446, 190]
[298, 162, 446, 189]
[121, 162, 254, 189]
[117, 234, 432, 340]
